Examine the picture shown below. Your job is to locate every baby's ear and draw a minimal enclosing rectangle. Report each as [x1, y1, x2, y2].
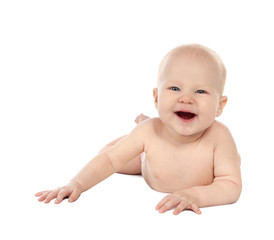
[153, 88, 159, 109]
[216, 96, 227, 117]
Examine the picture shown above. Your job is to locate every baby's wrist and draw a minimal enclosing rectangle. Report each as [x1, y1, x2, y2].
[69, 180, 84, 193]
[175, 188, 201, 207]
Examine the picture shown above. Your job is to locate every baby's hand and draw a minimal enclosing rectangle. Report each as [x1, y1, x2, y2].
[155, 192, 202, 215]
[35, 181, 83, 204]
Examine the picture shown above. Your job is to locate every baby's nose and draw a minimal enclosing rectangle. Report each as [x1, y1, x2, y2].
[178, 94, 194, 104]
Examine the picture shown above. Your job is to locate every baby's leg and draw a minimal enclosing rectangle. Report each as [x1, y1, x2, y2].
[99, 114, 149, 175]
[134, 114, 149, 124]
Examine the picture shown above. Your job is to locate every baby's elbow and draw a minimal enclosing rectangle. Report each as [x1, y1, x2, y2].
[231, 189, 241, 204]
[216, 177, 242, 204]
[229, 180, 242, 204]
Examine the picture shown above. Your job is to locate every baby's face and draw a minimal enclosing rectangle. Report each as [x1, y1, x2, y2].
[154, 53, 227, 138]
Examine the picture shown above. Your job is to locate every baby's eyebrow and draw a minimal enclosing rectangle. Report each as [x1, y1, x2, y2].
[165, 80, 182, 85]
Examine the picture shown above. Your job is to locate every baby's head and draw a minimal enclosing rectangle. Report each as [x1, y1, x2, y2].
[158, 44, 226, 95]
[153, 44, 228, 138]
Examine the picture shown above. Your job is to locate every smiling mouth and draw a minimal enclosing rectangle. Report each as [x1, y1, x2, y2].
[175, 111, 197, 120]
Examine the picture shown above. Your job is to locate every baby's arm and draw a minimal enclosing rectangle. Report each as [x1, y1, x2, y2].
[190, 126, 242, 208]
[156, 125, 242, 214]
[35, 121, 147, 204]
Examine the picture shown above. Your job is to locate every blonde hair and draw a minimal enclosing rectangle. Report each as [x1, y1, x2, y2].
[158, 44, 226, 94]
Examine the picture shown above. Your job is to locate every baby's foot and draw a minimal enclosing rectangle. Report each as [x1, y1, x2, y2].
[135, 114, 150, 124]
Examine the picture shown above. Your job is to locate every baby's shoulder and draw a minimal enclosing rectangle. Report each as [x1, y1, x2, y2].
[131, 117, 164, 140]
[209, 120, 230, 133]
[131, 117, 160, 135]
[207, 120, 235, 143]
[135, 117, 162, 132]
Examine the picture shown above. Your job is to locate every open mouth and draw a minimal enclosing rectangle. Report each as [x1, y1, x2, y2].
[175, 111, 196, 120]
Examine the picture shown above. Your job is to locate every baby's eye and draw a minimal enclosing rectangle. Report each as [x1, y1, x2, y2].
[196, 90, 207, 94]
[170, 86, 180, 91]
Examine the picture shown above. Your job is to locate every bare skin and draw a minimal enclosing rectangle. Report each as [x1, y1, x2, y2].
[97, 114, 150, 175]
[35, 45, 242, 215]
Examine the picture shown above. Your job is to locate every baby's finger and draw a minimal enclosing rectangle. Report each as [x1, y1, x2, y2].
[173, 201, 189, 215]
[158, 198, 180, 213]
[173, 202, 202, 215]
[35, 191, 49, 197]
[190, 203, 202, 215]
[37, 191, 51, 202]
[44, 189, 60, 203]
[68, 189, 81, 202]
[54, 189, 71, 204]
[155, 195, 173, 210]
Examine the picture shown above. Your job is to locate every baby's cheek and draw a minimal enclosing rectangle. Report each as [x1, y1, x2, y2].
[199, 111, 216, 127]
[157, 104, 170, 119]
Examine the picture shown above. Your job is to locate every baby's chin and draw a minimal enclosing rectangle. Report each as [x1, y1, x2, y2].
[168, 127, 204, 143]
[174, 123, 213, 141]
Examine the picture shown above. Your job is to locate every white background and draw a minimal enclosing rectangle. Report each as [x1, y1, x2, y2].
[1, 0, 273, 239]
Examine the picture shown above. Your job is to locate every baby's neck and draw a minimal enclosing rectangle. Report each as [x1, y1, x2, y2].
[163, 125, 206, 145]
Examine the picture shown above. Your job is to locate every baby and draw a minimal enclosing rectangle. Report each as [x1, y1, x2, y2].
[35, 44, 242, 215]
